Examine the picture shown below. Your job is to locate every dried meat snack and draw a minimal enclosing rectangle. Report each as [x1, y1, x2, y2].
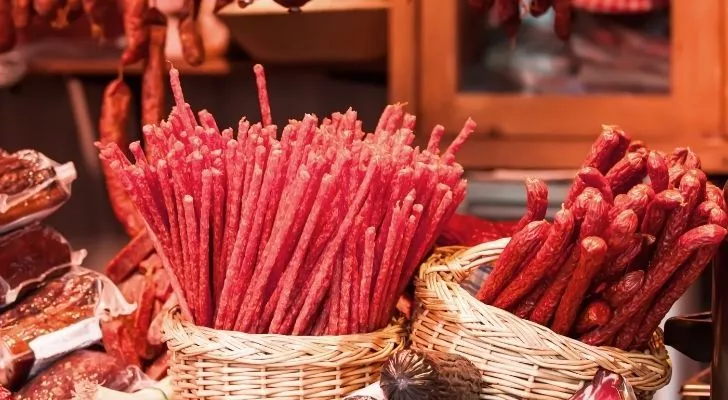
[99, 64, 471, 335]
[0, 268, 134, 389]
[0, 223, 85, 306]
[574, 300, 612, 335]
[476, 220, 550, 304]
[14, 350, 140, 400]
[551, 236, 607, 335]
[0, 150, 76, 233]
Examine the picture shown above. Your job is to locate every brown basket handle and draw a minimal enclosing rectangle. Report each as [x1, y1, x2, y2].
[419, 237, 509, 284]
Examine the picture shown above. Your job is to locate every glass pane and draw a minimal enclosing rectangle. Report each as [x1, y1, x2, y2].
[458, 1, 671, 95]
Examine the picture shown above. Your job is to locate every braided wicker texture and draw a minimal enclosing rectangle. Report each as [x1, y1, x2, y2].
[411, 238, 672, 400]
[162, 309, 406, 399]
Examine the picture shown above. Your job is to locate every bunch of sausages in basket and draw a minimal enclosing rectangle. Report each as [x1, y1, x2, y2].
[476, 127, 726, 350]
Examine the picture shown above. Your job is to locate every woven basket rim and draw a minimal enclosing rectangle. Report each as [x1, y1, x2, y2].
[412, 238, 672, 393]
[162, 307, 407, 368]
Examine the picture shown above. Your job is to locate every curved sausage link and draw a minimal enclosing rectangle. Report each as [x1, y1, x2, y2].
[0, 0, 17, 53]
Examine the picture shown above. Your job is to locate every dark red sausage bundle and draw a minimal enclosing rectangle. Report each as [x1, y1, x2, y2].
[478, 128, 726, 350]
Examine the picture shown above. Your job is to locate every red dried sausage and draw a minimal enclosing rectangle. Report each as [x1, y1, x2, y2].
[494, 209, 575, 310]
[604, 234, 643, 282]
[706, 183, 726, 211]
[582, 129, 622, 174]
[628, 140, 646, 154]
[641, 189, 684, 237]
[592, 209, 638, 285]
[581, 224, 727, 346]
[476, 220, 550, 304]
[631, 243, 719, 349]
[668, 164, 686, 188]
[552, 0, 571, 40]
[511, 284, 547, 319]
[613, 308, 647, 349]
[653, 170, 706, 264]
[692, 201, 720, 227]
[98, 78, 146, 237]
[514, 178, 548, 232]
[575, 300, 612, 335]
[530, 246, 579, 326]
[141, 8, 167, 127]
[10, 0, 30, 29]
[575, 190, 610, 239]
[647, 151, 669, 193]
[607, 184, 653, 222]
[0, 0, 16, 53]
[605, 152, 647, 195]
[576, 167, 613, 203]
[551, 236, 607, 335]
[668, 147, 688, 166]
[179, 0, 205, 66]
[121, 0, 149, 65]
[603, 270, 644, 309]
[684, 149, 701, 169]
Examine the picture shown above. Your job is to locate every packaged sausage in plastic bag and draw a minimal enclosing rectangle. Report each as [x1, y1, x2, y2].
[343, 383, 386, 400]
[380, 349, 482, 400]
[0, 223, 86, 307]
[569, 368, 637, 400]
[71, 375, 174, 400]
[0, 149, 77, 234]
[0, 267, 135, 389]
[15, 350, 155, 400]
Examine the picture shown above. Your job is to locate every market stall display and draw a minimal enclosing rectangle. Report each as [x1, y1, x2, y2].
[0, 144, 170, 398]
[409, 128, 726, 398]
[94, 62, 475, 398]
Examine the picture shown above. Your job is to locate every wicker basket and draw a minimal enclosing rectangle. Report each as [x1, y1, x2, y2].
[161, 308, 406, 399]
[411, 238, 672, 400]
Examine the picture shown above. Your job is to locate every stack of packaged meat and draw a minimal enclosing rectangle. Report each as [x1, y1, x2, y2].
[0, 148, 168, 399]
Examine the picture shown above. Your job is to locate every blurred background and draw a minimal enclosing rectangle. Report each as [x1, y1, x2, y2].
[0, 0, 721, 398]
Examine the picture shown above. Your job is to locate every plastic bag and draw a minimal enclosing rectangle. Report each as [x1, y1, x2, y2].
[0, 223, 86, 307]
[71, 376, 173, 400]
[343, 382, 386, 400]
[0, 268, 135, 389]
[15, 350, 153, 400]
[569, 368, 637, 400]
[0, 150, 77, 234]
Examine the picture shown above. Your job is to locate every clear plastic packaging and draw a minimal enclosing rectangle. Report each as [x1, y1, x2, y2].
[343, 383, 386, 400]
[14, 350, 153, 400]
[569, 368, 638, 400]
[0, 268, 135, 389]
[0, 223, 86, 307]
[0, 150, 77, 234]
